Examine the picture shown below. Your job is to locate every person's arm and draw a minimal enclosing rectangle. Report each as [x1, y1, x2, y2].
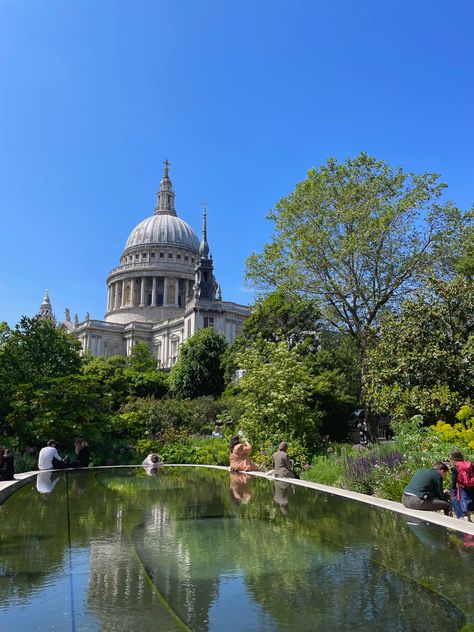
[52, 448, 62, 461]
[242, 442, 252, 455]
[433, 472, 449, 500]
[284, 456, 294, 472]
[450, 466, 457, 492]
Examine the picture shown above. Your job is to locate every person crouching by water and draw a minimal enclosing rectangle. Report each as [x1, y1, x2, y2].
[402, 462, 451, 515]
[69, 438, 90, 468]
[272, 442, 298, 479]
[0, 446, 15, 481]
[449, 449, 474, 520]
[229, 435, 260, 473]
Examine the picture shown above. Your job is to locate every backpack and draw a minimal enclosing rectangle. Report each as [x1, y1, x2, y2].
[456, 461, 474, 488]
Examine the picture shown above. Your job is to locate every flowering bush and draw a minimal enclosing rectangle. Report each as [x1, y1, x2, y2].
[341, 450, 404, 495]
[433, 416, 474, 451]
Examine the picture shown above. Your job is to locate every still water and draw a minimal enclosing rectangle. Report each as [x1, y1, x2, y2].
[0, 467, 473, 631]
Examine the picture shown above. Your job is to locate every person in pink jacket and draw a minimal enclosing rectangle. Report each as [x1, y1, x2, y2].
[229, 435, 260, 472]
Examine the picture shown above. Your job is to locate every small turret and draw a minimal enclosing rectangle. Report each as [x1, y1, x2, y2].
[37, 289, 55, 322]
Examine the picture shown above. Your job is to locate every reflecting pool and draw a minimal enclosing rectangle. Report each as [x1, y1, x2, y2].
[0, 467, 473, 631]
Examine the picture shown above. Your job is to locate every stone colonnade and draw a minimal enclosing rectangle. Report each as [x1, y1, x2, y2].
[108, 276, 193, 311]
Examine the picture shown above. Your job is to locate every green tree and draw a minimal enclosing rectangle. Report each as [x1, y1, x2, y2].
[127, 342, 158, 372]
[6, 373, 107, 447]
[243, 289, 320, 347]
[364, 277, 474, 423]
[246, 153, 463, 359]
[169, 328, 227, 399]
[81, 355, 131, 412]
[235, 340, 322, 457]
[0, 317, 82, 422]
[222, 290, 321, 389]
[0, 316, 82, 384]
[82, 352, 169, 408]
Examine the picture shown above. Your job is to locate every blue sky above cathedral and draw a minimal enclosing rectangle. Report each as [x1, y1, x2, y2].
[1, 0, 473, 326]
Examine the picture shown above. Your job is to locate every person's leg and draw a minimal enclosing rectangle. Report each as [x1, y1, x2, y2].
[402, 494, 424, 510]
[402, 494, 450, 515]
[430, 498, 451, 515]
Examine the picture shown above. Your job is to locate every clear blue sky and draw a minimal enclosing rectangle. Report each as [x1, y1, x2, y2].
[1, 1, 473, 327]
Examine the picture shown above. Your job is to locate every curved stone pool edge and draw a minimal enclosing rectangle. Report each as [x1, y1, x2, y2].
[2, 464, 474, 537]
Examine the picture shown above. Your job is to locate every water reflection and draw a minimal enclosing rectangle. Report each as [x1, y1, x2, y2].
[273, 480, 294, 515]
[142, 464, 162, 477]
[0, 468, 472, 632]
[229, 472, 252, 505]
[36, 470, 61, 496]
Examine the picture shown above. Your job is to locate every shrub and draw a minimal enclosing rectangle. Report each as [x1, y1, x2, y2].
[131, 436, 229, 466]
[301, 455, 343, 487]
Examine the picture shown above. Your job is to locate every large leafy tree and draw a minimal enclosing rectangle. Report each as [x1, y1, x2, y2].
[223, 290, 358, 439]
[169, 328, 227, 399]
[246, 153, 463, 357]
[0, 317, 82, 422]
[6, 374, 107, 447]
[364, 277, 474, 423]
[0, 316, 82, 384]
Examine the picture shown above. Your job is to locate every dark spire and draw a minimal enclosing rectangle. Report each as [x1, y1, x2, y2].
[193, 209, 217, 300]
[199, 208, 209, 257]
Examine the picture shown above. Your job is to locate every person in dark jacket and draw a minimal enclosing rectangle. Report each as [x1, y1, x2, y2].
[69, 438, 90, 468]
[0, 447, 15, 481]
[402, 462, 451, 514]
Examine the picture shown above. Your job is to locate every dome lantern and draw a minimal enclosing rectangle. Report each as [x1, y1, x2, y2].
[154, 159, 176, 216]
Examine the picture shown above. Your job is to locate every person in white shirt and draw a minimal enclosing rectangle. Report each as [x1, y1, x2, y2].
[38, 439, 64, 470]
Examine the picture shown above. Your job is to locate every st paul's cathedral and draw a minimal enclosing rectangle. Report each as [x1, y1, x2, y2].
[37, 162, 249, 367]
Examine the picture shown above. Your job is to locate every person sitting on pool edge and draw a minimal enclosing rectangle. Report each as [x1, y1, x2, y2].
[38, 439, 67, 470]
[0, 446, 15, 481]
[142, 453, 162, 467]
[68, 438, 90, 468]
[229, 435, 260, 473]
[402, 462, 451, 515]
[272, 441, 298, 478]
[142, 453, 162, 476]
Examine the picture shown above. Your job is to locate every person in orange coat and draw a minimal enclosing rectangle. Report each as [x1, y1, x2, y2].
[229, 435, 260, 472]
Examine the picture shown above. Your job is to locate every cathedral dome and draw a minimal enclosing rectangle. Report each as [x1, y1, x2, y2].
[123, 213, 200, 253]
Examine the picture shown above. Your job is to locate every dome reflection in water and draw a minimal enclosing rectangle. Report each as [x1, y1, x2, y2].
[0, 467, 472, 631]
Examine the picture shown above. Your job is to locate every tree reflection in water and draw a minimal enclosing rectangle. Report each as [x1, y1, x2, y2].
[0, 468, 472, 632]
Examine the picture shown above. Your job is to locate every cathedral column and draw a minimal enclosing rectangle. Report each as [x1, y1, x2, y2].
[152, 276, 157, 306]
[140, 277, 146, 306]
[120, 280, 125, 307]
[107, 286, 111, 312]
[163, 277, 168, 305]
[130, 278, 135, 306]
[114, 283, 120, 309]
[174, 278, 179, 305]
